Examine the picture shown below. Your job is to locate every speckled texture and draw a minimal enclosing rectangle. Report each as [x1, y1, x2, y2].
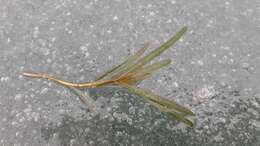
[0, 0, 260, 145]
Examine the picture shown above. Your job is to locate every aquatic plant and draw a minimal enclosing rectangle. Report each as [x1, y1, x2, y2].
[23, 27, 194, 126]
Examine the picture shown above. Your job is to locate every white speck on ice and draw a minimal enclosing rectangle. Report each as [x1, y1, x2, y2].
[39, 47, 50, 56]
[11, 121, 18, 126]
[19, 117, 25, 123]
[40, 87, 48, 94]
[171, 0, 176, 4]
[173, 82, 179, 88]
[222, 46, 230, 50]
[80, 45, 88, 52]
[0, 77, 9, 82]
[85, 52, 90, 57]
[218, 60, 223, 64]
[218, 117, 226, 123]
[7, 37, 11, 43]
[247, 108, 259, 118]
[67, 30, 72, 34]
[214, 132, 224, 142]
[70, 139, 76, 146]
[195, 85, 216, 101]
[33, 27, 39, 38]
[250, 120, 260, 130]
[207, 19, 214, 27]
[229, 52, 233, 56]
[225, 1, 230, 5]
[149, 11, 155, 16]
[166, 19, 172, 23]
[14, 94, 22, 101]
[107, 29, 112, 34]
[80, 45, 90, 57]
[251, 100, 260, 108]
[229, 58, 234, 63]
[47, 58, 52, 63]
[113, 16, 118, 21]
[242, 62, 250, 69]
[32, 112, 40, 122]
[15, 132, 19, 137]
[51, 37, 56, 42]
[113, 112, 132, 125]
[23, 107, 32, 115]
[58, 109, 65, 114]
[2, 118, 7, 122]
[108, 55, 113, 60]
[197, 60, 204, 66]
[157, 79, 163, 84]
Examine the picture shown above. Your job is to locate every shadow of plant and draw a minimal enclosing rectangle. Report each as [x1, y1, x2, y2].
[41, 87, 194, 146]
[41, 87, 260, 146]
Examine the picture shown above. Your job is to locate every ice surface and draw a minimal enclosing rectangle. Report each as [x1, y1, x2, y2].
[0, 0, 260, 145]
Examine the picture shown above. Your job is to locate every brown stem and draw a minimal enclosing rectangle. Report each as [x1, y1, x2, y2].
[23, 72, 115, 89]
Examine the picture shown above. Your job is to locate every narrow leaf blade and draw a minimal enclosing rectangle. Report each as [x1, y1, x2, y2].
[120, 59, 171, 85]
[167, 111, 194, 126]
[121, 84, 194, 126]
[124, 27, 187, 74]
[132, 59, 171, 77]
[96, 43, 149, 80]
[123, 85, 193, 126]
[123, 84, 194, 116]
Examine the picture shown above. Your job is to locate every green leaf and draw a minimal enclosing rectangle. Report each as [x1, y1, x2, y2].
[96, 43, 149, 80]
[132, 59, 171, 77]
[123, 59, 171, 84]
[144, 97, 193, 126]
[121, 84, 194, 126]
[166, 111, 194, 126]
[123, 27, 187, 75]
[121, 84, 194, 122]
[123, 84, 194, 116]
[96, 27, 187, 81]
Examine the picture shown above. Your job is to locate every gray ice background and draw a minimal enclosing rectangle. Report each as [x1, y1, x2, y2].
[0, 0, 260, 145]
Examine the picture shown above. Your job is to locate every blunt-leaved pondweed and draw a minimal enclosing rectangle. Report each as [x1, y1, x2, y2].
[23, 27, 195, 126]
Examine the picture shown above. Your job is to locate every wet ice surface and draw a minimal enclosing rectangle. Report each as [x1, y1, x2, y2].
[1, 0, 260, 145]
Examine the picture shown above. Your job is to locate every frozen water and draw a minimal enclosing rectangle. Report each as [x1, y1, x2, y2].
[0, 0, 260, 145]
